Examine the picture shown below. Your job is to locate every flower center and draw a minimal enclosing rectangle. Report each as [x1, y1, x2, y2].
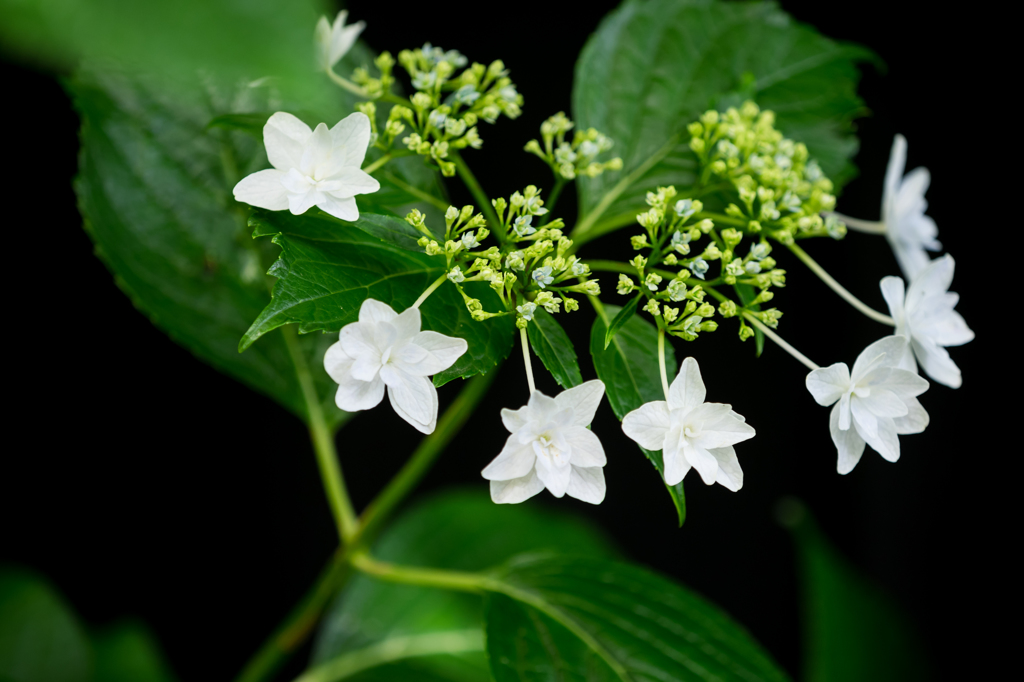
[380, 346, 393, 365]
[533, 433, 565, 464]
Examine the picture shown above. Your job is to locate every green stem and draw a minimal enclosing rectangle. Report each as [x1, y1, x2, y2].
[282, 325, 358, 542]
[326, 68, 370, 98]
[355, 371, 497, 546]
[351, 552, 489, 593]
[362, 154, 392, 175]
[829, 211, 887, 234]
[785, 242, 895, 326]
[292, 630, 483, 682]
[449, 148, 502, 242]
[379, 171, 449, 212]
[412, 274, 447, 309]
[571, 134, 680, 246]
[520, 327, 536, 394]
[657, 328, 670, 398]
[585, 259, 674, 281]
[696, 211, 747, 227]
[539, 178, 566, 227]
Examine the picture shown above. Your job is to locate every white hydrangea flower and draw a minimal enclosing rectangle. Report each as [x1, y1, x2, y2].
[880, 254, 974, 389]
[324, 299, 467, 434]
[621, 358, 754, 491]
[315, 10, 365, 71]
[482, 381, 607, 504]
[883, 134, 940, 279]
[233, 112, 379, 222]
[805, 335, 929, 474]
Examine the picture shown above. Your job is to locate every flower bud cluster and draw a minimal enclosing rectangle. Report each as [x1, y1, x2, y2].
[689, 101, 845, 243]
[408, 186, 597, 328]
[524, 112, 623, 180]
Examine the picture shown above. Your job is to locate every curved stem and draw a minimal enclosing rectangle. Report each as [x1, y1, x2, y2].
[520, 327, 536, 394]
[293, 630, 483, 682]
[695, 211, 747, 227]
[351, 552, 489, 593]
[785, 242, 895, 326]
[379, 171, 449, 212]
[282, 325, 357, 542]
[539, 178, 566, 227]
[742, 312, 820, 371]
[828, 211, 887, 234]
[657, 329, 670, 399]
[412, 274, 447, 309]
[362, 154, 392, 175]
[449, 148, 502, 242]
[326, 68, 370, 98]
[356, 371, 497, 545]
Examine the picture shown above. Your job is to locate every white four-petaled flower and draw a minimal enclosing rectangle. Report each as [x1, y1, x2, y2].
[621, 358, 754, 491]
[482, 381, 608, 504]
[880, 254, 974, 389]
[233, 111, 380, 222]
[324, 299, 467, 434]
[315, 10, 365, 71]
[883, 134, 940, 280]
[805, 335, 929, 474]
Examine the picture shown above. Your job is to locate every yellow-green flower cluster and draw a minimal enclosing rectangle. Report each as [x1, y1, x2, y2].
[407, 186, 598, 328]
[616, 185, 786, 342]
[524, 112, 623, 180]
[688, 101, 845, 243]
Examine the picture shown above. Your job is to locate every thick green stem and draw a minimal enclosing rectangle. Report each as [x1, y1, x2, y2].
[657, 329, 670, 398]
[785, 242, 895, 326]
[325, 68, 369, 97]
[829, 211, 886, 234]
[362, 154, 392, 175]
[449, 148, 502, 242]
[520, 327, 536, 394]
[355, 371, 497, 545]
[282, 325, 358, 542]
[412, 274, 447, 309]
[379, 171, 449, 212]
[351, 552, 489, 593]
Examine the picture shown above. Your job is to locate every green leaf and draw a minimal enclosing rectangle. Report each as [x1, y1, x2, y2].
[590, 306, 686, 525]
[0, 567, 92, 682]
[734, 283, 765, 357]
[69, 65, 352, 430]
[485, 554, 790, 682]
[343, 212, 429, 253]
[92, 622, 177, 682]
[205, 112, 274, 138]
[573, 0, 877, 235]
[527, 310, 583, 389]
[603, 294, 640, 349]
[778, 500, 931, 682]
[240, 209, 516, 387]
[310, 490, 617, 681]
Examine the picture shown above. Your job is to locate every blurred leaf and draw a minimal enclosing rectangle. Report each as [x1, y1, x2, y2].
[527, 309, 583, 389]
[779, 500, 931, 682]
[0, 567, 92, 682]
[92, 622, 176, 682]
[310, 489, 617, 681]
[69, 65, 353, 429]
[590, 305, 686, 525]
[241, 209, 515, 387]
[573, 0, 877, 236]
[485, 554, 790, 682]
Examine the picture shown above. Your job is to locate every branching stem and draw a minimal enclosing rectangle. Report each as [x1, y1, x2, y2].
[785, 242, 895, 326]
[412, 274, 447, 309]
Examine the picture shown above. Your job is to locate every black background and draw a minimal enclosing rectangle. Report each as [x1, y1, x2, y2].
[0, 1, 1010, 680]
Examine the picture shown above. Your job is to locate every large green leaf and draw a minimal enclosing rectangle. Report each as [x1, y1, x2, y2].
[92, 622, 177, 682]
[0, 568, 92, 682]
[590, 306, 686, 525]
[572, 0, 876, 237]
[485, 554, 790, 682]
[240, 209, 516, 387]
[309, 490, 618, 681]
[527, 310, 583, 389]
[778, 501, 930, 682]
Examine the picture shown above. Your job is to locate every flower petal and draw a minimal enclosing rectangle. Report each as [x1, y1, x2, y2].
[553, 380, 605, 427]
[535, 457, 572, 498]
[893, 396, 929, 435]
[481, 437, 536, 481]
[621, 401, 671, 451]
[882, 134, 907, 220]
[490, 472, 545, 504]
[382, 366, 438, 433]
[687, 402, 756, 450]
[685, 443, 719, 485]
[325, 343, 385, 412]
[668, 357, 706, 411]
[287, 186, 320, 215]
[359, 299, 397, 325]
[501, 405, 529, 434]
[340, 321, 380, 364]
[851, 397, 879, 441]
[907, 254, 954, 311]
[563, 426, 606, 468]
[879, 276, 907, 335]
[830, 404, 866, 474]
[859, 388, 908, 418]
[323, 167, 381, 197]
[300, 122, 334, 179]
[711, 446, 743, 492]
[330, 111, 373, 168]
[323, 339, 353, 383]
[911, 335, 962, 389]
[411, 331, 468, 375]
[883, 368, 929, 401]
[566, 466, 606, 504]
[662, 433, 691, 486]
[864, 416, 900, 463]
[316, 195, 359, 221]
[264, 112, 311, 171]
[389, 307, 422, 343]
[805, 362, 851, 406]
[852, 335, 909, 379]
[232, 169, 289, 210]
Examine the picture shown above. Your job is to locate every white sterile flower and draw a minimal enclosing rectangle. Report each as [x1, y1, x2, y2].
[315, 11, 365, 71]
[233, 112, 379, 221]
[621, 358, 754, 490]
[805, 335, 930, 474]
[880, 254, 974, 389]
[482, 381, 608, 504]
[323, 299, 468, 434]
[532, 266, 554, 288]
[883, 134, 941, 280]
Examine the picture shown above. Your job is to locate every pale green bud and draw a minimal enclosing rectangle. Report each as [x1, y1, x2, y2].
[702, 244, 722, 260]
[617, 274, 635, 296]
[425, 241, 443, 256]
[629, 255, 647, 271]
[721, 228, 742, 248]
[447, 266, 465, 283]
[645, 273, 663, 291]
[699, 320, 718, 332]
[738, 321, 755, 341]
[696, 219, 714, 233]
[663, 253, 678, 265]
[411, 92, 432, 110]
[695, 303, 714, 317]
[687, 121, 703, 137]
[663, 306, 679, 323]
[636, 208, 662, 229]
[761, 256, 777, 270]
[524, 139, 544, 157]
[445, 205, 460, 227]
[747, 220, 762, 233]
[667, 278, 687, 302]
[710, 159, 727, 175]
[643, 299, 661, 316]
[564, 298, 580, 312]
[719, 300, 738, 317]
[631, 234, 650, 250]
